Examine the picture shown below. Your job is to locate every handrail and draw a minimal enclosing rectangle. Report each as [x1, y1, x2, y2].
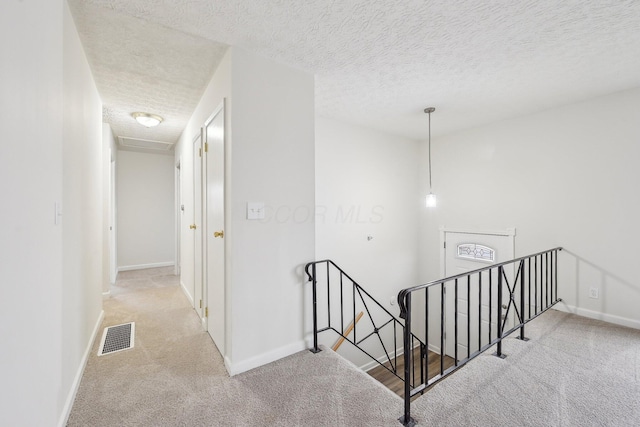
[398, 247, 563, 426]
[306, 260, 429, 386]
[332, 311, 363, 351]
[397, 247, 563, 318]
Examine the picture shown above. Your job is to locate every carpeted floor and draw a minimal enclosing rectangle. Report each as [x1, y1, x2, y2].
[67, 268, 401, 426]
[68, 269, 640, 426]
[411, 309, 640, 426]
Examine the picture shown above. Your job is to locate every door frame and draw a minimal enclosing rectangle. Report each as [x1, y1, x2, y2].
[439, 226, 516, 358]
[440, 226, 516, 278]
[109, 151, 117, 284]
[175, 158, 181, 277]
[203, 99, 226, 356]
[192, 131, 204, 321]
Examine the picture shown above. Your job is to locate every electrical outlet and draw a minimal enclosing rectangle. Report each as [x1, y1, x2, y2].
[589, 287, 599, 299]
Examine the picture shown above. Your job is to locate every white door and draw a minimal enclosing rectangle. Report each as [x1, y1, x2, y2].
[193, 132, 204, 321]
[175, 160, 181, 276]
[109, 155, 117, 284]
[442, 229, 515, 360]
[204, 101, 226, 355]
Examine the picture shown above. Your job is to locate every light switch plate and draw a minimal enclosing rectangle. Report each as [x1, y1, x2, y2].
[247, 202, 265, 220]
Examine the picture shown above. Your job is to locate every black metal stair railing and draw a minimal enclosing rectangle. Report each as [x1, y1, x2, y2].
[305, 260, 428, 387]
[397, 247, 563, 427]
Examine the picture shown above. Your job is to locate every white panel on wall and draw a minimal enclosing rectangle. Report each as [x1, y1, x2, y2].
[315, 116, 420, 368]
[117, 150, 175, 269]
[0, 2, 64, 425]
[174, 47, 316, 374]
[61, 3, 105, 425]
[418, 87, 640, 328]
[228, 48, 315, 372]
[1, 1, 105, 425]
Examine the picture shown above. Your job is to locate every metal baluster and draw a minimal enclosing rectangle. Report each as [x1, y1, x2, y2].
[425, 287, 429, 376]
[554, 250, 558, 301]
[311, 263, 320, 353]
[440, 282, 445, 375]
[545, 252, 549, 308]
[352, 279, 356, 345]
[467, 275, 471, 359]
[402, 292, 412, 426]
[519, 260, 528, 341]
[551, 250, 555, 302]
[528, 257, 531, 319]
[495, 266, 505, 358]
[478, 272, 482, 351]
[420, 339, 425, 389]
[549, 251, 553, 303]
[327, 262, 331, 328]
[340, 272, 344, 337]
[412, 335, 416, 386]
[455, 278, 459, 365]
[393, 321, 397, 373]
[533, 255, 538, 316]
[488, 271, 492, 345]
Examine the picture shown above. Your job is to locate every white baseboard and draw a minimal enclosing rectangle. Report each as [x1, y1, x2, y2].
[427, 343, 441, 354]
[118, 262, 174, 272]
[225, 340, 307, 376]
[180, 280, 194, 306]
[554, 303, 640, 330]
[58, 310, 104, 427]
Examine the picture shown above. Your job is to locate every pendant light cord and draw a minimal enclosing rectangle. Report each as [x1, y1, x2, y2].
[428, 110, 432, 192]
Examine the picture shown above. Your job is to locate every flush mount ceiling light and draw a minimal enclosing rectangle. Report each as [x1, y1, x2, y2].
[424, 107, 437, 208]
[132, 112, 163, 128]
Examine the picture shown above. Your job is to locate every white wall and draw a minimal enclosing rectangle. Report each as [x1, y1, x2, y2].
[314, 117, 420, 367]
[229, 48, 315, 372]
[316, 117, 420, 302]
[117, 150, 175, 270]
[176, 48, 315, 374]
[61, 3, 105, 425]
[0, 2, 105, 425]
[419, 87, 640, 328]
[176, 46, 232, 304]
[103, 124, 117, 292]
[0, 2, 64, 425]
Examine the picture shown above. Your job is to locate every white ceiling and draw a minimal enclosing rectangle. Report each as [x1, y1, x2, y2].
[69, 0, 640, 145]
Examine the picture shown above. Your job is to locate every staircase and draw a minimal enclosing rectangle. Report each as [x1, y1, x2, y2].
[307, 247, 563, 426]
[305, 260, 428, 388]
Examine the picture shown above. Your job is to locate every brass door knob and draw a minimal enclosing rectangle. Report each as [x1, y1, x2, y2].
[189, 224, 196, 230]
[214, 230, 224, 238]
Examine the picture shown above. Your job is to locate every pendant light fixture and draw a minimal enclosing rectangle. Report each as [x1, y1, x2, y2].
[424, 107, 437, 207]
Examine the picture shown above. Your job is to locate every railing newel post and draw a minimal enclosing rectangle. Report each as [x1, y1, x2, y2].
[518, 260, 529, 341]
[400, 292, 415, 427]
[440, 282, 445, 375]
[310, 262, 321, 353]
[494, 265, 506, 359]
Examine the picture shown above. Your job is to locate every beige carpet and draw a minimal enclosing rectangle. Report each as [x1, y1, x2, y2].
[411, 309, 640, 426]
[67, 269, 401, 426]
[68, 269, 640, 426]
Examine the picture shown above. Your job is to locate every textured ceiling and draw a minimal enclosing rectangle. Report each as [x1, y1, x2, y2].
[68, 1, 227, 146]
[70, 0, 640, 143]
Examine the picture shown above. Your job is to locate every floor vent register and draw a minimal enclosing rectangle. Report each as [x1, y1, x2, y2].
[98, 322, 135, 356]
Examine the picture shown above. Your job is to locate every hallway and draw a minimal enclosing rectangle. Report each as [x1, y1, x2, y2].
[68, 268, 229, 425]
[67, 268, 402, 426]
